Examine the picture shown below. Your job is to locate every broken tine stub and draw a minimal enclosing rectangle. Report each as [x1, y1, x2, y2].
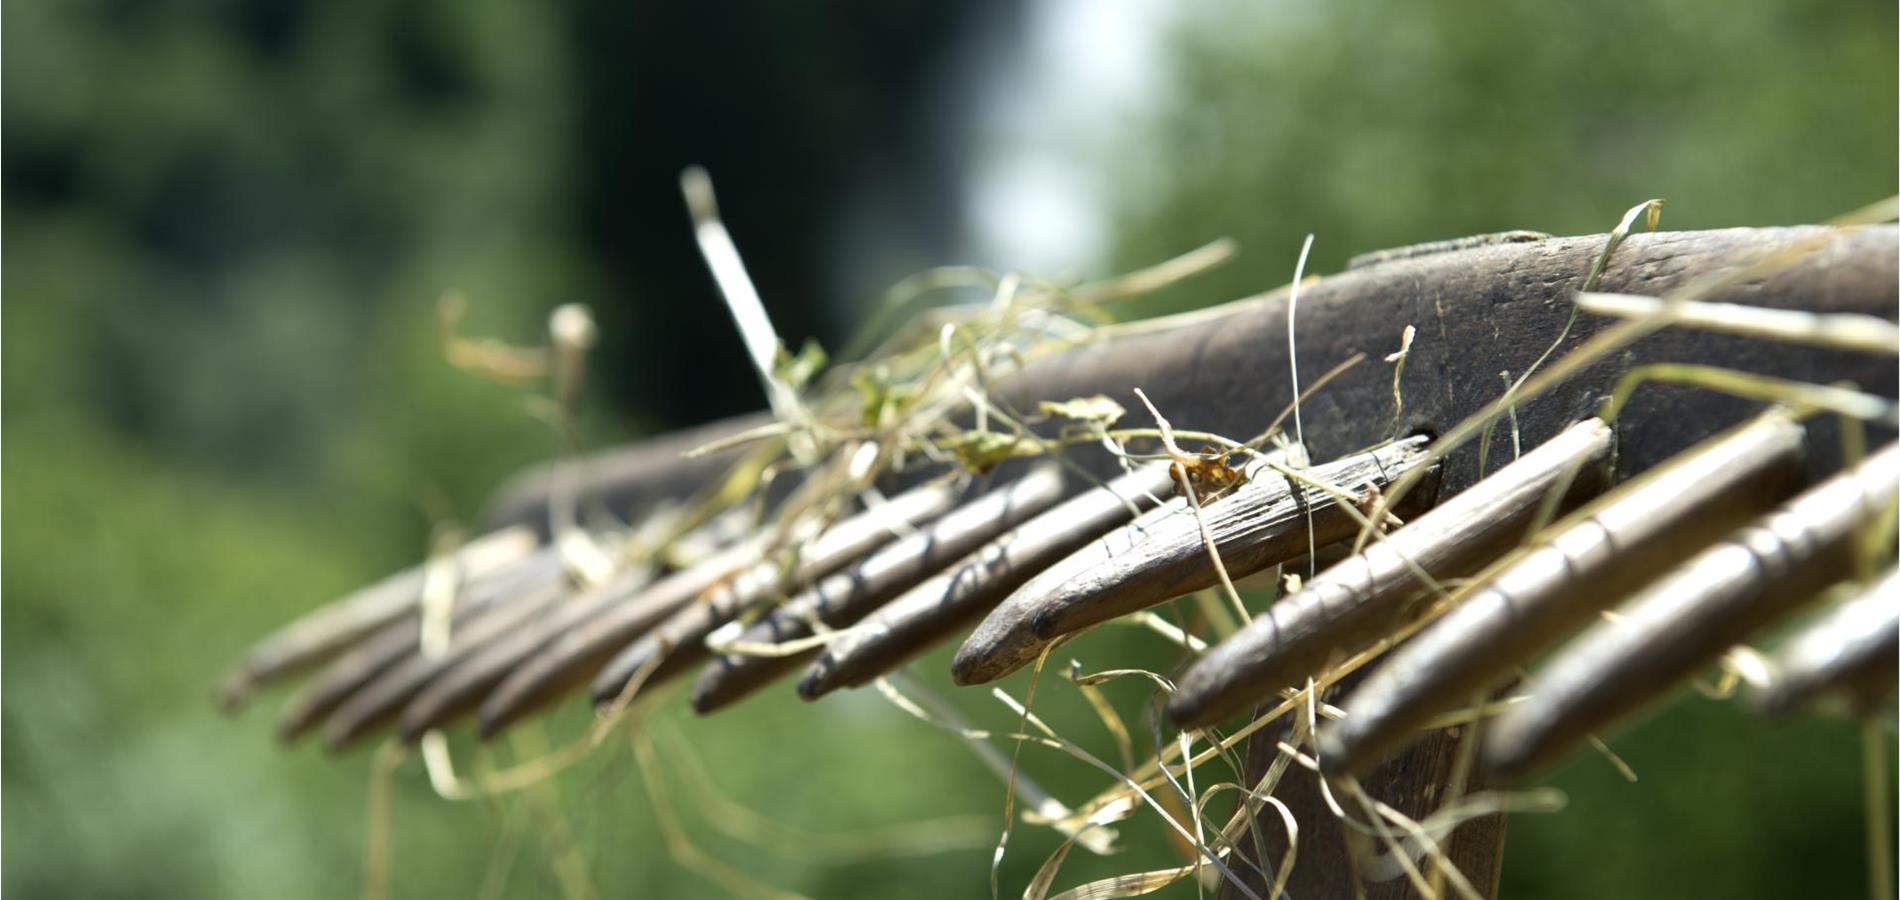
[689, 464, 1068, 715]
[275, 544, 569, 740]
[1484, 444, 1900, 778]
[952, 436, 1437, 687]
[1169, 418, 1616, 730]
[587, 480, 961, 707]
[798, 462, 1182, 700]
[1754, 566, 1900, 717]
[216, 525, 538, 710]
[1317, 410, 1807, 775]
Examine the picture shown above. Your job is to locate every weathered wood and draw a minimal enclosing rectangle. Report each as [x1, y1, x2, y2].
[399, 586, 622, 741]
[223, 224, 1900, 900]
[1170, 417, 1618, 729]
[1223, 668, 1504, 900]
[951, 437, 1438, 686]
[1220, 670, 1509, 900]
[275, 545, 571, 740]
[476, 524, 807, 737]
[588, 480, 961, 706]
[217, 525, 538, 710]
[318, 570, 584, 750]
[688, 465, 1067, 714]
[1171, 418, 1615, 730]
[478, 413, 773, 535]
[989, 227, 1894, 496]
[403, 484, 943, 741]
[1318, 411, 1807, 776]
[1756, 566, 1900, 717]
[1484, 441, 1900, 777]
[1346, 230, 1551, 270]
[796, 462, 1181, 700]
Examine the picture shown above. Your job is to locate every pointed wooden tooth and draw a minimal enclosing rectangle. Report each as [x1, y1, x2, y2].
[951, 436, 1437, 687]
[1483, 444, 1900, 778]
[274, 545, 568, 741]
[319, 572, 602, 751]
[215, 525, 537, 710]
[799, 462, 1182, 700]
[1316, 410, 1807, 776]
[1754, 566, 1900, 717]
[950, 496, 1191, 686]
[476, 504, 868, 737]
[689, 464, 1069, 715]
[397, 584, 620, 741]
[392, 505, 759, 739]
[474, 542, 759, 737]
[586, 480, 960, 709]
[276, 620, 424, 741]
[1169, 418, 1616, 730]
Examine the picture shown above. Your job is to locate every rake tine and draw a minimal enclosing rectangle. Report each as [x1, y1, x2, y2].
[797, 462, 1182, 701]
[586, 480, 962, 708]
[216, 525, 538, 710]
[474, 524, 801, 738]
[397, 583, 620, 741]
[275, 545, 570, 740]
[951, 436, 1438, 687]
[386, 499, 789, 739]
[1755, 566, 1900, 717]
[1483, 444, 1900, 778]
[688, 464, 1068, 715]
[1317, 410, 1808, 775]
[947, 489, 1195, 687]
[1168, 418, 1616, 730]
[318, 569, 627, 751]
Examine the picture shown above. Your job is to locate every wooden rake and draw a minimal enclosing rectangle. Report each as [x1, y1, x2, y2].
[221, 222, 1898, 900]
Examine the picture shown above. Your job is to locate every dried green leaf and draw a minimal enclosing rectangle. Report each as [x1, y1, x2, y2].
[851, 365, 919, 427]
[947, 430, 1036, 474]
[773, 338, 828, 391]
[1039, 395, 1126, 427]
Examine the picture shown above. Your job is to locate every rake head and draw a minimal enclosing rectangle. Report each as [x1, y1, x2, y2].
[220, 222, 1898, 899]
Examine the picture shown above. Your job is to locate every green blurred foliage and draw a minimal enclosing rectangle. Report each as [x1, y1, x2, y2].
[3, 1, 611, 897]
[3, 0, 1895, 898]
[1110, 0, 1898, 316]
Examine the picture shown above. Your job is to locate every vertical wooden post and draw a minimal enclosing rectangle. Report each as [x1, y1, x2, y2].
[1219, 676, 1507, 899]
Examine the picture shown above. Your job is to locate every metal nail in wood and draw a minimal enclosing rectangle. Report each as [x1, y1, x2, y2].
[275, 545, 569, 740]
[1316, 410, 1807, 775]
[1169, 418, 1616, 730]
[216, 525, 538, 710]
[1483, 443, 1900, 777]
[586, 480, 961, 708]
[688, 464, 1068, 715]
[951, 436, 1437, 687]
[798, 462, 1182, 700]
[1754, 566, 1900, 717]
